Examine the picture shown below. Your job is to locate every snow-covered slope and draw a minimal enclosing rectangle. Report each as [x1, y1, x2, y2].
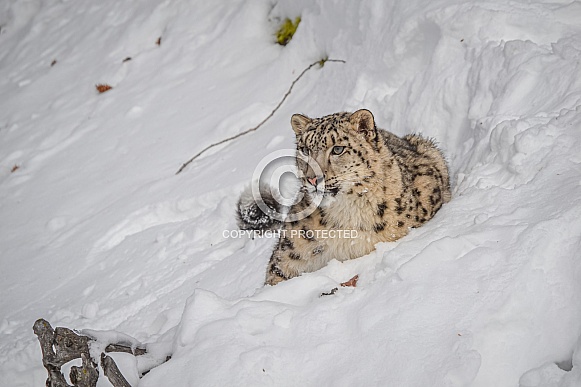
[1, 1, 581, 386]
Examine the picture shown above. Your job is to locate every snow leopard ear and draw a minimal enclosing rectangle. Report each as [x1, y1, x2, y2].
[350, 109, 376, 141]
[291, 114, 311, 136]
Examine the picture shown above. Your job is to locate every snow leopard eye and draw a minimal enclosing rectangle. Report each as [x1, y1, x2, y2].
[299, 146, 310, 156]
[332, 146, 345, 155]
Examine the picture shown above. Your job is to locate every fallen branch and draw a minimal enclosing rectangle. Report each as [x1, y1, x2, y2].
[101, 353, 131, 387]
[175, 58, 346, 175]
[105, 343, 146, 356]
[70, 353, 99, 387]
[33, 319, 155, 387]
[33, 319, 97, 387]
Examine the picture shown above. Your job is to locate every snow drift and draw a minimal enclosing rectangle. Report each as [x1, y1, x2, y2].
[1, 0, 581, 386]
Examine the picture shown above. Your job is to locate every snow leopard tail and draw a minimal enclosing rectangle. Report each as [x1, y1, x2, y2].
[236, 185, 285, 232]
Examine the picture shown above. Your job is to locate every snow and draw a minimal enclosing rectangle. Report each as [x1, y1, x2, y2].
[1, 0, 581, 386]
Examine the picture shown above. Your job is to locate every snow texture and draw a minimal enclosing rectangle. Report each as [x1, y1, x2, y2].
[1, 0, 581, 386]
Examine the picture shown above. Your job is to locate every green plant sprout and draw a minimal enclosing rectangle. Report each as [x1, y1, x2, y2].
[276, 17, 301, 46]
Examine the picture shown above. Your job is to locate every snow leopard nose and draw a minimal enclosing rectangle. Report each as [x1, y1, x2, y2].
[307, 176, 324, 186]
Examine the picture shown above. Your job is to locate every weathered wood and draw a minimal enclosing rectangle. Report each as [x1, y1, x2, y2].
[69, 353, 98, 387]
[33, 319, 74, 387]
[105, 343, 146, 356]
[101, 353, 132, 387]
[34, 318, 174, 387]
[53, 327, 90, 365]
[33, 318, 156, 387]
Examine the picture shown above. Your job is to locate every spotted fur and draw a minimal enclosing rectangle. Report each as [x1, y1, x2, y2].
[237, 109, 451, 285]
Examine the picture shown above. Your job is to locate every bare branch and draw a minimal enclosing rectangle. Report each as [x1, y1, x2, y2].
[33, 319, 82, 387]
[33, 319, 157, 387]
[101, 353, 132, 387]
[175, 58, 346, 175]
[105, 343, 146, 356]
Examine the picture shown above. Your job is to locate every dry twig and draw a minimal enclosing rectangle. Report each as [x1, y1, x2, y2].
[175, 58, 346, 175]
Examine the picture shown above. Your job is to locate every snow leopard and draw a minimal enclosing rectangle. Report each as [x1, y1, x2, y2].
[237, 109, 451, 285]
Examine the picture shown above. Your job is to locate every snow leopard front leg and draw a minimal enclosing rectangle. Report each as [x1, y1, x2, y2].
[265, 233, 327, 285]
[264, 214, 328, 285]
[265, 247, 290, 286]
[266, 231, 313, 286]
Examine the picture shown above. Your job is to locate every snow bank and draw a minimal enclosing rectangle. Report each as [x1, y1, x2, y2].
[1, 0, 581, 386]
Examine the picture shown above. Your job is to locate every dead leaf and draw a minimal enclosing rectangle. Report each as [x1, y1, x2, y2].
[340, 275, 359, 287]
[95, 84, 112, 93]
